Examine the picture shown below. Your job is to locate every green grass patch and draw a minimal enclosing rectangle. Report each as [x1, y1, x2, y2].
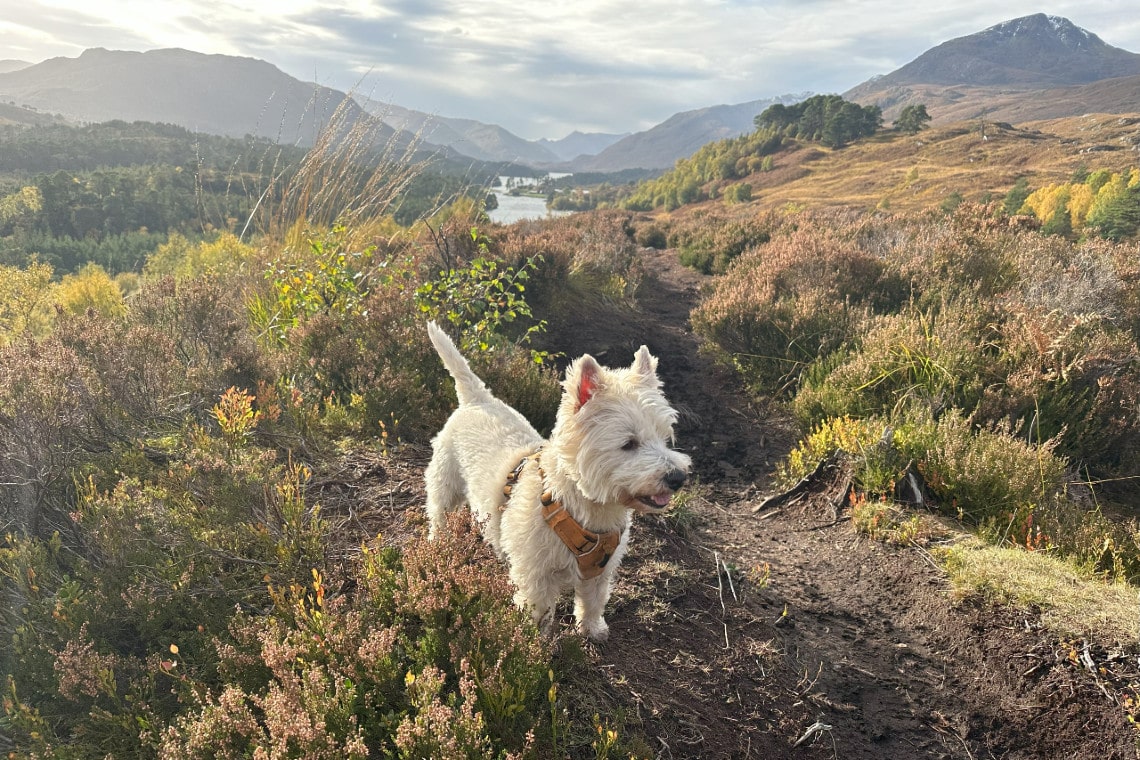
[938, 537, 1140, 644]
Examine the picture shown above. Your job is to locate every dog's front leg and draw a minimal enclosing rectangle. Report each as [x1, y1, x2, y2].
[513, 582, 559, 638]
[574, 574, 614, 642]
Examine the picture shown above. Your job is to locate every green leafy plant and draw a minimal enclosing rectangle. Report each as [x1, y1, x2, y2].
[415, 243, 547, 356]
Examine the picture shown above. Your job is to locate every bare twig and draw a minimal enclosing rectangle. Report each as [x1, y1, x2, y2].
[793, 720, 833, 748]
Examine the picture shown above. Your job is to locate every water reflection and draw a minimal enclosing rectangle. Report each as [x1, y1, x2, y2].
[486, 175, 573, 224]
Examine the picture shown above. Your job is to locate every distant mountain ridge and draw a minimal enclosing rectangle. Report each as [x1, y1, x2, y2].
[0, 48, 381, 147]
[360, 103, 626, 166]
[537, 131, 629, 162]
[885, 14, 1140, 87]
[846, 14, 1140, 122]
[3, 15, 1140, 177]
[568, 94, 811, 172]
[362, 102, 560, 165]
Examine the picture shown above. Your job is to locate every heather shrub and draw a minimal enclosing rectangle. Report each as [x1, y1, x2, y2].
[523, 210, 643, 300]
[3, 423, 558, 758]
[0, 336, 109, 538]
[888, 204, 1019, 306]
[670, 209, 777, 275]
[0, 397, 329, 757]
[496, 210, 639, 279]
[730, 205, 1140, 577]
[908, 412, 1067, 533]
[779, 411, 1070, 551]
[633, 220, 668, 249]
[707, 205, 1140, 476]
[160, 512, 553, 759]
[692, 220, 907, 395]
[60, 274, 263, 432]
[793, 304, 994, 427]
[493, 210, 647, 347]
[986, 306, 1140, 468]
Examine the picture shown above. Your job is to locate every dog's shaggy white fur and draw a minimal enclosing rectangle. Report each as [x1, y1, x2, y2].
[425, 322, 691, 641]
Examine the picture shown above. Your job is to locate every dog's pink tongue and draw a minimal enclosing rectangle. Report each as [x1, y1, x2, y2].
[653, 492, 672, 507]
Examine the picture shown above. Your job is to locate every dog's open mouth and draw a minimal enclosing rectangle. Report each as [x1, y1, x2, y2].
[630, 491, 674, 513]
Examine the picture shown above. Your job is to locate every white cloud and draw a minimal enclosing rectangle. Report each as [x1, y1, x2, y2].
[2, 1, 1139, 139]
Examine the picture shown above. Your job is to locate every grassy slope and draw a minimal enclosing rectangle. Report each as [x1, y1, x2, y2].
[725, 113, 1140, 214]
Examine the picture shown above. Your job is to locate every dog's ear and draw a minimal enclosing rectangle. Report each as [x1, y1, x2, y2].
[632, 346, 660, 385]
[570, 355, 603, 409]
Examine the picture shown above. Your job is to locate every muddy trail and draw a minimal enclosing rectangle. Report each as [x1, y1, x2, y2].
[327, 247, 1139, 759]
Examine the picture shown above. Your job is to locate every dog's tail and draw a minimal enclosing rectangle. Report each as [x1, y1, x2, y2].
[427, 321, 495, 407]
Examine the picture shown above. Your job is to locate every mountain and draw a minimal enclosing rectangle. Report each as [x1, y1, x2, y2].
[846, 14, 1140, 123]
[536, 131, 628, 162]
[0, 48, 605, 168]
[568, 94, 810, 173]
[360, 105, 625, 165]
[0, 60, 31, 74]
[362, 102, 560, 165]
[0, 48, 385, 146]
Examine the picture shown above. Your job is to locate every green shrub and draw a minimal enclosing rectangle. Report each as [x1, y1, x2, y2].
[793, 306, 992, 427]
[633, 222, 668, 249]
[779, 411, 1070, 550]
[672, 211, 774, 275]
[906, 413, 1067, 531]
[723, 183, 752, 205]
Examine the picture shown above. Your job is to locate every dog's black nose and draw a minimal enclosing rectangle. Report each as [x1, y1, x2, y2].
[664, 469, 687, 491]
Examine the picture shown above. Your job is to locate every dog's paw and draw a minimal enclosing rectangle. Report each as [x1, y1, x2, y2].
[580, 618, 610, 642]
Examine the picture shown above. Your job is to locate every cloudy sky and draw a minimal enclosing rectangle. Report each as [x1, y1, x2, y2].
[2, 2, 1139, 140]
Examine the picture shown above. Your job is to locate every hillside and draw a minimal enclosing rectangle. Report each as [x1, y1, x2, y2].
[847, 14, 1140, 124]
[0, 102, 66, 127]
[710, 112, 1140, 215]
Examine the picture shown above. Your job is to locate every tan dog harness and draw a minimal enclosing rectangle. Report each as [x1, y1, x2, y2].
[503, 453, 620, 580]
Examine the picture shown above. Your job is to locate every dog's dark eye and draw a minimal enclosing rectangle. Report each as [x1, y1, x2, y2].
[621, 438, 639, 451]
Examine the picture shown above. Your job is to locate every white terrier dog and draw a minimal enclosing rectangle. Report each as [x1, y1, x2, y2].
[424, 321, 691, 641]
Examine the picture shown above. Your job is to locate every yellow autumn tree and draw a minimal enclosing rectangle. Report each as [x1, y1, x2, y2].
[1087, 172, 1129, 223]
[1067, 182, 1094, 228]
[144, 231, 257, 280]
[1022, 183, 1069, 225]
[57, 262, 125, 319]
[0, 262, 55, 344]
[0, 186, 43, 233]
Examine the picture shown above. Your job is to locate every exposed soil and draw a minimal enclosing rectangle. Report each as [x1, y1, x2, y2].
[325, 246, 1140, 759]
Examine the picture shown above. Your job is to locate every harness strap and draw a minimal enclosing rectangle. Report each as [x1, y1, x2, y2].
[502, 452, 621, 581]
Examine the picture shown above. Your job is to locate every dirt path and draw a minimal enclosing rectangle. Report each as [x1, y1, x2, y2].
[537, 247, 1138, 759]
